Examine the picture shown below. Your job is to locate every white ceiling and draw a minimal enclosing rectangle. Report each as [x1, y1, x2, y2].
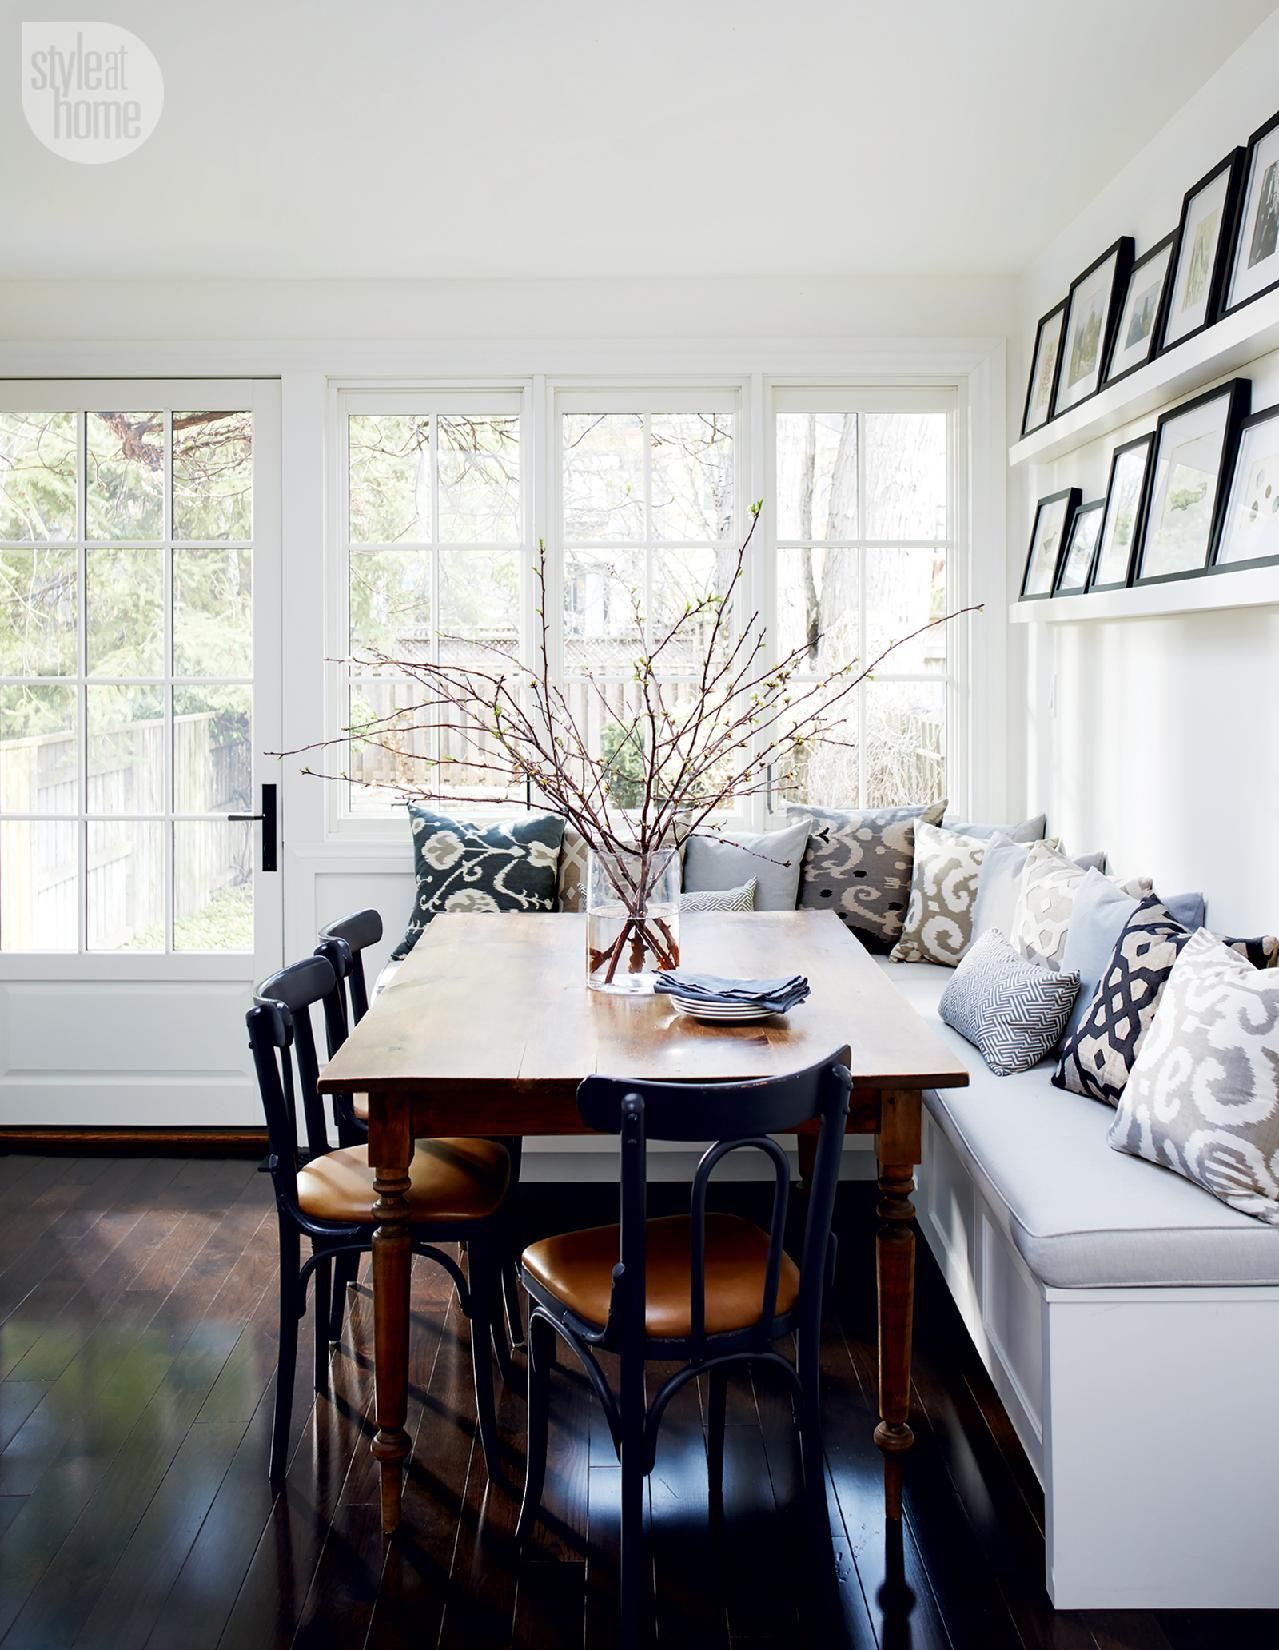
[3, 0, 1276, 282]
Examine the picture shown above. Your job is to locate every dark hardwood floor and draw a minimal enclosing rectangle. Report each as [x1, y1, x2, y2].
[0, 1150, 1272, 1650]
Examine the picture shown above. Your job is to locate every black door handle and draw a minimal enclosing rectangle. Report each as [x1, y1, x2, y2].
[228, 782, 278, 873]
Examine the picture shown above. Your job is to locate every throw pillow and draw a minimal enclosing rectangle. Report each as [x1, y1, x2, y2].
[890, 822, 988, 966]
[970, 833, 1069, 945]
[942, 813, 1046, 842]
[1108, 930, 1279, 1225]
[681, 821, 809, 912]
[391, 807, 565, 960]
[556, 824, 589, 913]
[680, 878, 757, 914]
[1054, 897, 1279, 1106]
[938, 930, 1080, 1077]
[1010, 841, 1150, 967]
[788, 800, 947, 952]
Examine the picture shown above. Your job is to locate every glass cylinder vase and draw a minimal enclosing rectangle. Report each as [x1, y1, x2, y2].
[585, 846, 681, 994]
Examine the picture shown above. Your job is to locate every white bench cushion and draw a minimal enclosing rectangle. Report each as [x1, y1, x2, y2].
[878, 958, 1279, 1289]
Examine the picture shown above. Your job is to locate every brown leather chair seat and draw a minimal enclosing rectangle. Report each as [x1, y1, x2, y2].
[521, 1213, 800, 1338]
[296, 1138, 509, 1225]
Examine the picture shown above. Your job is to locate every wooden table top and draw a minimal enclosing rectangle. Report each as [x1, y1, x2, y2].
[318, 910, 969, 1103]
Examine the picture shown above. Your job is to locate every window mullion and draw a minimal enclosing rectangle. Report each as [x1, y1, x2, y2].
[856, 414, 868, 809]
[163, 407, 174, 954]
[76, 409, 88, 953]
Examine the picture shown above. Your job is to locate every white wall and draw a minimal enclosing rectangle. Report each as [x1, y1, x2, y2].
[1012, 7, 1279, 932]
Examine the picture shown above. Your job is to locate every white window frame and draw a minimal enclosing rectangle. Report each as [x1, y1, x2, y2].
[323, 360, 992, 840]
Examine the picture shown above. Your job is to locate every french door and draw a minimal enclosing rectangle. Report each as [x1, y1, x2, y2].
[0, 381, 282, 1126]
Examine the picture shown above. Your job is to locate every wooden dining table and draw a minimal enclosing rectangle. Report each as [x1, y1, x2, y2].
[317, 908, 970, 1535]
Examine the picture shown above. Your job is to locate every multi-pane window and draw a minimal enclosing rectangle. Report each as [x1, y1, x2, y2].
[559, 396, 736, 802]
[340, 396, 524, 812]
[0, 404, 255, 952]
[772, 389, 953, 809]
[335, 383, 957, 823]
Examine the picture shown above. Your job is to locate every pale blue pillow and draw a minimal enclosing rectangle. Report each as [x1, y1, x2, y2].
[681, 820, 810, 911]
[943, 813, 1046, 843]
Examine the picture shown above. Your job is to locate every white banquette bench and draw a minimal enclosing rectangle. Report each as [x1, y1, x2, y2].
[880, 955, 1279, 1610]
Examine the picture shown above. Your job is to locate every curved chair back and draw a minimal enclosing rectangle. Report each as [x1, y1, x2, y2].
[316, 908, 383, 1025]
[577, 1048, 851, 1350]
[248, 954, 348, 1214]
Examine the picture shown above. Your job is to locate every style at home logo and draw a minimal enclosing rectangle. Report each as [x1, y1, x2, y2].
[22, 21, 163, 163]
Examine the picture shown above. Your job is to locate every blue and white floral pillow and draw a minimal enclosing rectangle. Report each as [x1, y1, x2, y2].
[391, 807, 566, 959]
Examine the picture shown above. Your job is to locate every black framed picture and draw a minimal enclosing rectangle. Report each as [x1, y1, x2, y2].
[1214, 402, 1279, 573]
[1161, 149, 1245, 351]
[1052, 238, 1133, 417]
[1054, 499, 1105, 595]
[1103, 234, 1176, 386]
[1090, 432, 1155, 591]
[1225, 110, 1279, 317]
[1020, 488, 1081, 600]
[1021, 300, 1067, 437]
[1134, 378, 1251, 586]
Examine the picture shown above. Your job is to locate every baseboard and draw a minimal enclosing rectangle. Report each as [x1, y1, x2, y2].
[0, 1126, 268, 1158]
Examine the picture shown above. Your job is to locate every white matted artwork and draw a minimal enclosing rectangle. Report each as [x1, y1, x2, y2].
[1054, 500, 1104, 594]
[1053, 241, 1130, 417]
[1105, 235, 1175, 384]
[1164, 154, 1242, 348]
[1091, 433, 1154, 590]
[1136, 380, 1250, 583]
[1227, 112, 1279, 314]
[1020, 488, 1080, 599]
[1217, 405, 1279, 569]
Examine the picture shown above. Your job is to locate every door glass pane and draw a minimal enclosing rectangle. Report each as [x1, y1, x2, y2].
[347, 678, 429, 813]
[0, 820, 77, 950]
[778, 702, 861, 811]
[562, 414, 644, 542]
[173, 546, 251, 677]
[862, 413, 948, 541]
[0, 412, 77, 541]
[86, 413, 164, 540]
[0, 546, 78, 676]
[173, 411, 252, 540]
[437, 415, 521, 543]
[87, 546, 164, 676]
[864, 679, 945, 807]
[650, 412, 733, 542]
[775, 413, 858, 541]
[865, 548, 946, 673]
[87, 819, 163, 950]
[348, 414, 431, 544]
[174, 686, 251, 813]
[174, 820, 252, 951]
[0, 685, 77, 812]
[87, 686, 164, 814]
[438, 550, 520, 664]
[777, 547, 859, 674]
[350, 550, 431, 665]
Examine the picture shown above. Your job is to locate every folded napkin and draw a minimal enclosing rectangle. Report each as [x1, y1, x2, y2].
[655, 970, 810, 1014]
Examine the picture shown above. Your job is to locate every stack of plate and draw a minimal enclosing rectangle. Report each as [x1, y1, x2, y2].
[671, 996, 776, 1022]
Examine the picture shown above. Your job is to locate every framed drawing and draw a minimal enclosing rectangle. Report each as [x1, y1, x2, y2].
[1162, 150, 1245, 350]
[1225, 110, 1279, 317]
[1134, 379, 1251, 585]
[1052, 239, 1133, 417]
[1054, 499, 1105, 595]
[1090, 433, 1155, 591]
[1103, 234, 1176, 385]
[1020, 488, 1081, 600]
[1215, 402, 1279, 572]
[1021, 300, 1067, 437]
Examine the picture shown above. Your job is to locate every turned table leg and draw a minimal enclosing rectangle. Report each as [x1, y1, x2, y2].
[370, 1096, 413, 1535]
[874, 1088, 920, 1523]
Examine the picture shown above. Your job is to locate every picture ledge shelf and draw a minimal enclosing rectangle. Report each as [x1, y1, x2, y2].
[1009, 561, 1279, 624]
[1009, 285, 1279, 468]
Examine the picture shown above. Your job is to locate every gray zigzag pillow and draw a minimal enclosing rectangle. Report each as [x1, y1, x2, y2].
[788, 800, 946, 952]
[939, 929, 1080, 1076]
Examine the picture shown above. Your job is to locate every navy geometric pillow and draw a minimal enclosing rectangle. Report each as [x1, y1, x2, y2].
[391, 806, 566, 960]
[939, 929, 1080, 1076]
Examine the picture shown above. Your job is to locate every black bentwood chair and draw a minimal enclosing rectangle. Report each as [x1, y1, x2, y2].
[516, 1049, 852, 1644]
[316, 907, 527, 1352]
[247, 953, 511, 1486]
